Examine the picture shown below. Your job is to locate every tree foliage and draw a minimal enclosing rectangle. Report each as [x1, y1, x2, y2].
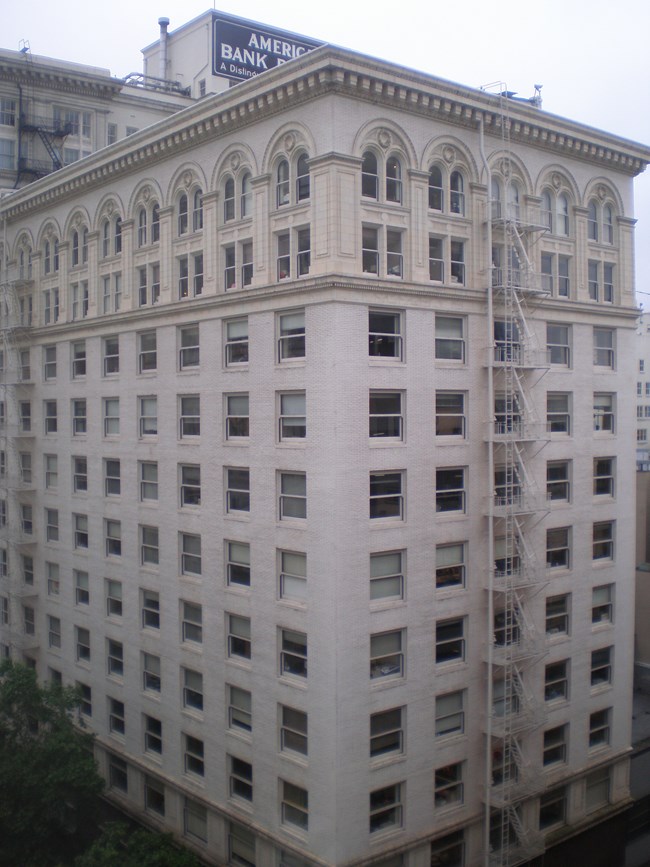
[73, 822, 203, 867]
[0, 660, 104, 867]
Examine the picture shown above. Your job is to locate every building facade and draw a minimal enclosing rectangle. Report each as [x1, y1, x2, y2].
[0, 28, 648, 867]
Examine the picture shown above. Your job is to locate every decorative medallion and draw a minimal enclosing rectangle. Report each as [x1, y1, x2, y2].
[377, 129, 391, 150]
[230, 152, 241, 171]
[283, 132, 296, 152]
[443, 145, 455, 164]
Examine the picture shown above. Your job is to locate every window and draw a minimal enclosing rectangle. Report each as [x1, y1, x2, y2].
[182, 667, 203, 711]
[591, 647, 612, 686]
[281, 706, 308, 755]
[228, 686, 252, 733]
[547, 461, 570, 502]
[226, 468, 250, 514]
[436, 618, 465, 664]
[184, 798, 207, 843]
[183, 734, 204, 777]
[140, 461, 158, 500]
[105, 579, 122, 618]
[370, 707, 403, 757]
[547, 393, 570, 434]
[592, 585, 613, 624]
[370, 551, 403, 600]
[369, 310, 402, 359]
[593, 521, 614, 560]
[547, 527, 570, 569]
[281, 628, 307, 677]
[48, 615, 61, 649]
[593, 393, 614, 432]
[179, 395, 200, 437]
[142, 652, 161, 692]
[180, 533, 202, 575]
[585, 767, 610, 812]
[546, 595, 570, 636]
[539, 787, 566, 830]
[74, 570, 88, 605]
[142, 715, 163, 755]
[370, 471, 404, 519]
[192, 189, 203, 232]
[181, 601, 202, 644]
[226, 394, 249, 439]
[436, 543, 465, 590]
[71, 281, 89, 319]
[224, 176, 236, 221]
[107, 639, 123, 677]
[108, 697, 125, 735]
[19, 403, 30, 434]
[73, 513, 88, 549]
[71, 340, 86, 379]
[435, 316, 465, 361]
[103, 398, 119, 436]
[43, 288, 60, 324]
[72, 399, 86, 435]
[20, 504, 32, 534]
[19, 349, 31, 381]
[44, 400, 57, 434]
[144, 777, 165, 816]
[435, 691, 464, 738]
[138, 331, 157, 373]
[589, 708, 611, 748]
[369, 783, 402, 833]
[101, 274, 121, 313]
[436, 467, 466, 513]
[279, 550, 305, 600]
[277, 158, 290, 206]
[588, 260, 600, 301]
[225, 318, 248, 365]
[450, 240, 465, 284]
[45, 508, 59, 542]
[278, 311, 305, 361]
[228, 614, 251, 660]
[103, 336, 119, 375]
[281, 781, 308, 831]
[105, 519, 121, 556]
[229, 823, 255, 867]
[545, 660, 568, 701]
[177, 193, 189, 235]
[77, 682, 92, 716]
[179, 325, 199, 369]
[430, 831, 465, 867]
[279, 392, 306, 440]
[141, 589, 160, 629]
[137, 263, 160, 306]
[593, 328, 614, 367]
[429, 236, 444, 281]
[108, 754, 127, 792]
[370, 630, 404, 679]
[368, 391, 403, 440]
[104, 459, 120, 496]
[0, 597, 7, 626]
[229, 756, 253, 801]
[543, 724, 567, 766]
[241, 172, 252, 216]
[43, 345, 57, 380]
[279, 472, 306, 519]
[434, 762, 463, 809]
[23, 605, 35, 635]
[138, 396, 157, 437]
[76, 626, 91, 662]
[386, 230, 403, 277]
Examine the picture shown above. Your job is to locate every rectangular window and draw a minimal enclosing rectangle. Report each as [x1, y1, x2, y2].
[435, 315, 465, 361]
[144, 714, 162, 753]
[281, 628, 307, 677]
[450, 240, 465, 284]
[108, 697, 125, 735]
[429, 236, 444, 281]
[141, 589, 160, 629]
[181, 601, 202, 644]
[48, 615, 61, 648]
[369, 391, 403, 439]
[23, 605, 35, 635]
[589, 708, 611, 748]
[140, 461, 158, 500]
[279, 549, 305, 600]
[138, 331, 157, 373]
[593, 521, 614, 560]
[105, 579, 122, 617]
[72, 399, 86, 435]
[588, 260, 600, 300]
[225, 541, 251, 586]
[182, 667, 203, 711]
[45, 508, 59, 542]
[539, 787, 566, 829]
[144, 777, 165, 816]
[436, 543, 465, 590]
[19, 349, 31, 381]
[593, 328, 614, 367]
[43, 344, 57, 380]
[229, 823, 255, 866]
[386, 230, 403, 277]
[370, 550, 403, 600]
[370, 630, 404, 679]
[546, 527, 570, 569]
[20, 503, 32, 534]
[278, 311, 305, 361]
[183, 734, 204, 777]
[362, 226, 379, 274]
[44, 400, 57, 434]
[108, 754, 127, 792]
[436, 392, 465, 437]
[434, 762, 463, 808]
[545, 594, 570, 635]
[431, 831, 465, 867]
[226, 468, 250, 513]
[585, 768, 610, 812]
[142, 652, 161, 692]
[369, 471, 404, 520]
[281, 706, 308, 755]
[279, 392, 306, 440]
[179, 325, 199, 369]
[547, 393, 570, 434]
[436, 618, 465, 663]
[228, 685, 252, 732]
[435, 691, 465, 737]
[226, 394, 249, 439]
[281, 781, 309, 831]
[225, 318, 248, 365]
[547, 460, 570, 502]
[184, 799, 207, 843]
[279, 472, 306, 519]
[76, 626, 91, 662]
[604, 263, 614, 303]
[436, 467, 466, 513]
[138, 396, 157, 436]
[277, 232, 290, 280]
[242, 240, 254, 285]
[105, 519, 121, 557]
[103, 397, 119, 436]
[228, 614, 251, 660]
[181, 532, 202, 575]
[73, 513, 88, 548]
[543, 724, 567, 766]
[369, 310, 402, 359]
[229, 756, 253, 801]
[107, 639, 124, 677]
[594, 393, 614, 432]
[75, 570, 89, 605]
[592, 585, 613, 624]
[179, 395, 200, 437]
[591, 647, 612, 686]
[77, 682, 92, 716]
[369, 783, 402, 833]
[370, 707, 403, 757]
[103, 336, 119, 375]
[104, 459, 120, 496]
[545, 660, 568, 701]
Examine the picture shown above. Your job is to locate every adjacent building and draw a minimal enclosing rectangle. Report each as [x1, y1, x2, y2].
[0, 12, 648, 867]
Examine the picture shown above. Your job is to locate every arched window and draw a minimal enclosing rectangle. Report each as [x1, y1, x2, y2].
[19, 246, 32, 280]
[541, 190, 553, 231]
[71, 230, 80, 266]
[506, 181, 520, 220]
[296, 153, 310, 202]
[178, 193, 189, 235]
[151, 204, 160, 243]
[224, 177, 235, 221]
[52, 239, 59, 272]
[138, 208, 147, 247]
[588, 200, 598, 241]
[386, 156, 402, 204]
[557, 194, 570, 236]
[277, 159, 290, 207]
[429, 165, 443, 211]
[491, 178, 502, 219]
[450, 171, 465, 215]
[102, 220, 110, 257]
[81, 229, 88, 263]
[603, 204, 614, 244]
[240, 173, 252, 217]
[361, 151, 378, 199]
[44, 240, 51, 274]
[193, 189, 203, 232]
[114, 217, 122, 254]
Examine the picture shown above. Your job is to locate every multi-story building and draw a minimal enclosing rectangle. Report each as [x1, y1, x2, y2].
[0, 12, 648, 867]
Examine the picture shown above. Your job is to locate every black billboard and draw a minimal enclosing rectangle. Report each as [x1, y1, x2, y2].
[212, 15, 323, 82]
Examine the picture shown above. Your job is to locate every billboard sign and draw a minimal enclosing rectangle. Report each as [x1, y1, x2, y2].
[213, 15, 323, 82]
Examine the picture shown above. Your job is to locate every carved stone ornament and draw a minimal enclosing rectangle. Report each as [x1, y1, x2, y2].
[597, 184, 607, 200]
[72, 214, 82, 228]
[499, 159, 510, 179]
[105, 200, 115, 216]
[141, 186, 151, 203]
[283, 132, 296, 153]
[44, 225, 54, 240]
[377, 129, 391, 150]
[552, 173, 561, 190]
[443, 145, 455, 165]
[230, 152, 241, 171]
[183, 171, 193, 190]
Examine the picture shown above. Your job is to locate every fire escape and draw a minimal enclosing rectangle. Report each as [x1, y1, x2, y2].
[482, 89, 549, 867]
[17, 110, 72, 182]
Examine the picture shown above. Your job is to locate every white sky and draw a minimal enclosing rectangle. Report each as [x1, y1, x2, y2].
[4, 0, 650, 295]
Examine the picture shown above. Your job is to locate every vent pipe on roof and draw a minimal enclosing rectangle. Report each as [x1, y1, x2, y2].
[158, 17, 170, 81]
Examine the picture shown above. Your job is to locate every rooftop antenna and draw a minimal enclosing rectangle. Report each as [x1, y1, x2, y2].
[19, 39, 30, 54]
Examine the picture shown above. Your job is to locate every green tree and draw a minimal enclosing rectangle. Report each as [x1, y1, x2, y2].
[73, 822, 203, 867]
[0, 660, 104, 867]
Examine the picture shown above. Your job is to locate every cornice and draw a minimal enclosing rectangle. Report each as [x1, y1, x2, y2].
[1, 46, 648, 221]
[0, 58, 121, 100]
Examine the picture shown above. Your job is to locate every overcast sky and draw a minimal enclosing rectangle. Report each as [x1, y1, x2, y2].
[4, 0, 650, 295]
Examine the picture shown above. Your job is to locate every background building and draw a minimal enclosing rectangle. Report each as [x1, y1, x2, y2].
[0, 12, 648, 867]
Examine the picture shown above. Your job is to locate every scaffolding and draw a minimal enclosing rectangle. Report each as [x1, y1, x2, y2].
[481, 87, 549, 867]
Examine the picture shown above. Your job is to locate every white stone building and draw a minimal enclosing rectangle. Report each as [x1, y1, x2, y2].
[0, 13, 648, 867]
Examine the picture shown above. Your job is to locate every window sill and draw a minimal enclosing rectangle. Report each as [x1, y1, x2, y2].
[279, 750, 309, 770]
[370, 752, 406, 771]
[225, 727, 252, 745]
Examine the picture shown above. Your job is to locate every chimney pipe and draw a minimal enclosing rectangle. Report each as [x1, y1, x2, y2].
[158, 17, 170, 81]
